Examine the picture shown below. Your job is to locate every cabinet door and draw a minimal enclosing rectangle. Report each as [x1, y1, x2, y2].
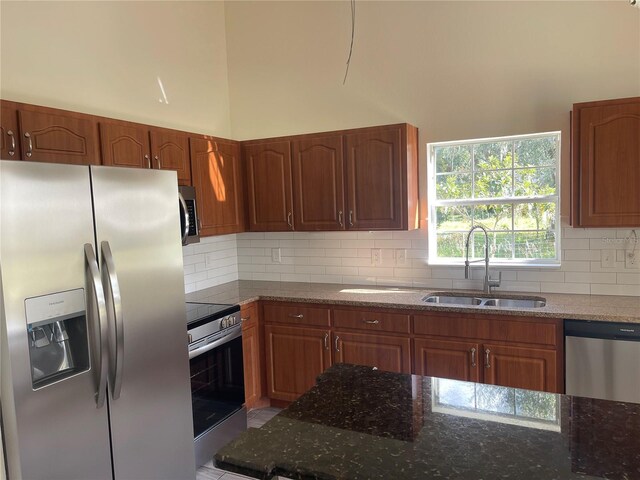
[244, 141, 293, 231]
[334, 331, 411, 374]
[264, 325, 331, 402]
[483, 344, 559, 393]
[414, 338, 480, 382]
[100, 122, 151, 169]
[291, 135, 345, 230]
[573, 97, 640, 227]
[150, 130, 191, 185]
[1, 101, 21, 159]
[345, 125, 404, 230]
[241, 303, 262, 409]
[18, 108, 100, 165]
[190, 137, 245, 236]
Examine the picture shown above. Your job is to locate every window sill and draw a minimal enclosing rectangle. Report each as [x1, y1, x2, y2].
[427, 260, 561, 269]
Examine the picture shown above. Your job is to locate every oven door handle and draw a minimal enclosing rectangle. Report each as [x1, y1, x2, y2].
[188, 325, 242, 360]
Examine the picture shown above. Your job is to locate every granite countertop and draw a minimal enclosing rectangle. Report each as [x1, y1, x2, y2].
[216, 364, 640, 480]
[185, 280, 640, 323]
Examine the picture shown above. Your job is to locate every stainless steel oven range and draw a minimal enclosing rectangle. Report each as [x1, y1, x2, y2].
[186, 302, 246, 468]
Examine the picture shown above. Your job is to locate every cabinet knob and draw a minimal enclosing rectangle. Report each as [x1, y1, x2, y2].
[288, 313, 304, 319]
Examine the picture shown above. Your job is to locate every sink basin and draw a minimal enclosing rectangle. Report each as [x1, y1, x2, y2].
[422, 294, 546, 309]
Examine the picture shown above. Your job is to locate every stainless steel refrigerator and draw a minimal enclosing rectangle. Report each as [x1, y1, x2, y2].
[0, 160, 195, 480]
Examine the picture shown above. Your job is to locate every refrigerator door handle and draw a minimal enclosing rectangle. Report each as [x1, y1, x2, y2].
[84, 243, 109, 408]
[178, 191, 190, 245]
[101, 241, 124, 400]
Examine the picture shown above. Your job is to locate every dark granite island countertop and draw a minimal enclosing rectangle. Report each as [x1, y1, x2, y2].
[215, 364, 640, 480]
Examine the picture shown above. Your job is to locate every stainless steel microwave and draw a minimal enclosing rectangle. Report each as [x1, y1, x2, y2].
[179, 186, 200, 245]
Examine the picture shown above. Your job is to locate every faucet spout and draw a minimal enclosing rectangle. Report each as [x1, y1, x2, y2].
[464, 225, 501, 294]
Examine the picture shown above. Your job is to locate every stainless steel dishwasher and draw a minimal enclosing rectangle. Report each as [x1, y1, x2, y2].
[565, 319, 640, 404]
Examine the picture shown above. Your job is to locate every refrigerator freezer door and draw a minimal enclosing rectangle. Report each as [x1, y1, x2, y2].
[90, 166, 195, 480]
[0, 160, 112, 480]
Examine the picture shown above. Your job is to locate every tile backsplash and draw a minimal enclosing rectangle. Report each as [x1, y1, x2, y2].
[183, 224, 640, 296]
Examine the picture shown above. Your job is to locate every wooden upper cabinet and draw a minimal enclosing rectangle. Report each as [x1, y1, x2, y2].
[1, 101, 20, 159]
[100, 122, 151, 169]
[17, 107, 100, 165]
[291, 135, 345, 230]
[150, 130, 191, 185]
[571, 97, 640, 227]
[190, 137, 245, 236]
[345, 124, 418, 230]
[244, 141, 294, 231]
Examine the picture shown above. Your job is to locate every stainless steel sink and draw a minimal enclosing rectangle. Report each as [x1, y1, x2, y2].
[422, 294, 546, 308]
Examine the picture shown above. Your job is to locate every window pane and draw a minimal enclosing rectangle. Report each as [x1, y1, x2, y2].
[436, 173, 472, 200]
[435, 145, 472, 173]
[476, 384, 514, 414]
[514, 167, 556, 196]
[472, 231, 513, 259]
[514, 231, 556, 259]
[515, 390, 557, 421]
[514, 203, 556, 231]
[474, 170, 512, 198]
[436, 379, 476, 409]
[473, 204, 512, 230]
[474, 141, 512, 170]
[436, 206, 473, 232]
[437, 232, 466, 258]
[514, 137, 558, 168]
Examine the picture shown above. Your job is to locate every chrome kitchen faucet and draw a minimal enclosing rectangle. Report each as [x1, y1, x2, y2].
[464, 225, 501, 294]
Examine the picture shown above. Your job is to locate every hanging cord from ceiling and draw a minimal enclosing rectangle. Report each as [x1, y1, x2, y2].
[343, 0, 356, 85]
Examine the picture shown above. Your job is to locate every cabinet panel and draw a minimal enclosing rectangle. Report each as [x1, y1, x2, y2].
[291, 135, 345, 230]
[1, 101, 20, 159]
[333, 308, 410, 334]
[100, 122, 150, 168]
[263, 302, 331, 327]
[345, 126, 404, 230]
[245, 141, 293, 231]
[414, 338, 480, 382]
[241, 303, 261, 409]
[265, 325, 332, 402]
[483, 344, 559, 393]
[190, 137, 245, 236]
[18, 108, 100, 165]
[573, 97, 640, 227]
[334, 331, 411, 374]
[150, 130, 191, 185]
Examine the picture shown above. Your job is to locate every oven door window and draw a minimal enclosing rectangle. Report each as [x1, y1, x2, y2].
[190, 335, 245, 438]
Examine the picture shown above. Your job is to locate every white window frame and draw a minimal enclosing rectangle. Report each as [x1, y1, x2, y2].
[427, 131, 561, 267]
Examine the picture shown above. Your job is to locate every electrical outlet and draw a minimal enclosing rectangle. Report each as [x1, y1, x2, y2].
[601, 249, 615, 268]
[396, 249, 407, 265]
[271, 248, 281, 264]
[625, 251, 640, 269]
[371, 248, 381, 265]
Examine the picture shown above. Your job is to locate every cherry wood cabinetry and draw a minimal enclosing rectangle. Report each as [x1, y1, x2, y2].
[333, 331, 411, 374]
[571, 97, 640, 227]
[291, 135, 345, 231]
[149, 129, 191, 185]
[190, 137, 245, 235]
[0, 100, 20, 159]
[241, 302, 263, 409]
[100, 122, 151, 169]
[414, 338, 480, 383]
[482, 343, 558, 392]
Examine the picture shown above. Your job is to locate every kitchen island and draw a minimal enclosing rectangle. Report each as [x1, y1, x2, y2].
[215, 364, 640, 480]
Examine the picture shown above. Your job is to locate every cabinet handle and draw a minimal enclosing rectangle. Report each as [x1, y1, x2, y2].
[484, 348, 491, 368]
[155, 155, 161, 169]
[7, 130, 16, 156]
[324, 332, 329, 350]
[241, 316, 250, 323]
[145, 154, 151, 169]
[362, 319, 379, 325]
[288, 313, 304, 319]
[470, 347, 476, 367]
[348, 210, 354, 227]
[24, 132, 33, 157]
[287, 212, 293, 230]
[338, 211, 344, 228]
[335, 335, 340, 352]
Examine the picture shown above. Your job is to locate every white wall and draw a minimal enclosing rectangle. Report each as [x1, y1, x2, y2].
[183, 235, 239, 293]
[0, 1, 232, 136]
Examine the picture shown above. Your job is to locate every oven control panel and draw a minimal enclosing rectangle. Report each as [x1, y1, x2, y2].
[220, 312, 240, 330]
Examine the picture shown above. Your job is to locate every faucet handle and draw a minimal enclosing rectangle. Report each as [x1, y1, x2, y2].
[488, 271, 502, 289]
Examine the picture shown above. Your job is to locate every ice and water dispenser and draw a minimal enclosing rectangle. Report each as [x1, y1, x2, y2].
[25, 288, 90, 389]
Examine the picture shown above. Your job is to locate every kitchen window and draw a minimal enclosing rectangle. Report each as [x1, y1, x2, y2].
[427, 132, 561, 266]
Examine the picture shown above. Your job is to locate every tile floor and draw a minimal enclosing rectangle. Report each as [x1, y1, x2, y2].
[195, 407, 282, 480]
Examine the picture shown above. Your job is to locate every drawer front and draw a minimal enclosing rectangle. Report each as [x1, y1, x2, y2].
[263, 302, 331, 327]
[333, 309, 410, 334]
[413, 313, 558, 347]
[240, 302, 258, 330]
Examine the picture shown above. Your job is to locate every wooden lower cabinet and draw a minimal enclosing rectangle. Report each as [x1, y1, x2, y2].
[483, 343, 558, 393]
[241, 303, 262, 409]
[334, 331, 411, 374]
[414, 338, 480, 382]
[264, 324, 332, 402]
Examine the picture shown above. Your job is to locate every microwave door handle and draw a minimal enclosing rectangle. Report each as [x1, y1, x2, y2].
[84, 244, 109, 408]
[101, 241, 124, 400]
[178, 192, 189, 245]
[188, 326, 242, 360]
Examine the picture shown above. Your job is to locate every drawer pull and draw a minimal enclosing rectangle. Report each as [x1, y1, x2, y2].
[470, 347, 476, 367]
[7, 130, 16, 156]
[288, 314, 304, 319]
[335, 335, 340, 352]
[324, 332, 329, 350]
[484, 348, 491, 368]
[362, 319, 380, 325]
[241, 316, 250, 323]
[24, 132, 33, 157]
